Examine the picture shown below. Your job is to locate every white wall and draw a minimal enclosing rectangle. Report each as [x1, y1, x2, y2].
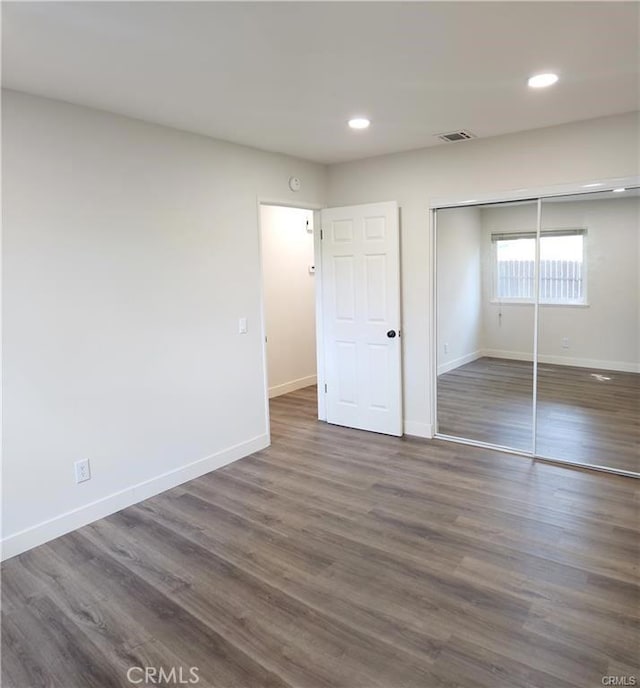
[327, 111, 640, 437]
[481, 196, 640, 371]
[436, 207, 482, 374]
[2, 89, 327, 558]
[261, 205, 317, 397]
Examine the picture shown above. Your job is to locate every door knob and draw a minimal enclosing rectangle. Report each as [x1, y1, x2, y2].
[387, 330, 397, 338]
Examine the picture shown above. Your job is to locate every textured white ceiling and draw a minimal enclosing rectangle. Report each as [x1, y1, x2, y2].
[3, 2, 639, 164]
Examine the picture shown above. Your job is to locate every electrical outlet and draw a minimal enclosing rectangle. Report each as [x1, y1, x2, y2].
[561, 337, 569, 349]
[444, 343, 449, 354]
[74, 459, 91, 484]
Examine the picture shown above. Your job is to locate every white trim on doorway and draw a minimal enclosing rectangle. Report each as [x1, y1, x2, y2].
[256, 198, 326, 433]
[428, 176, 640, 210]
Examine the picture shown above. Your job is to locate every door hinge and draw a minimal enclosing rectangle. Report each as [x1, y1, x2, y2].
[324, 383, 327, 393]
[320, 229, 324, 240]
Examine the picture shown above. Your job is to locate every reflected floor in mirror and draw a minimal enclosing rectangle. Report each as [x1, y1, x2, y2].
[437, 357, 640, 474]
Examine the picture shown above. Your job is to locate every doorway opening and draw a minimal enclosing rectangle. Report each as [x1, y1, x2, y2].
[259, 199, 402, 438]
[260, 204, 319, 428]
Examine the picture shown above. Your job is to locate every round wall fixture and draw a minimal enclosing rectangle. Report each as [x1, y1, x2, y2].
[288, 176, 301, 192]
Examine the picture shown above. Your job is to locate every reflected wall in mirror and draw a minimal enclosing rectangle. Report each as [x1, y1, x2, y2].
[536, 189, 640, 473]
[436, 201, 537, 452]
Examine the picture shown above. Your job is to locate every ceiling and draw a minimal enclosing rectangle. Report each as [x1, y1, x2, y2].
[3, 2, 639, 164]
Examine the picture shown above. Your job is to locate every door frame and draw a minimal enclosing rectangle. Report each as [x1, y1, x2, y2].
[256, 198, 327, 443]
[428, 174, 640, 478]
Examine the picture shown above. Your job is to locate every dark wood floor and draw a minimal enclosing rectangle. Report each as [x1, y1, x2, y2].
[438, 357, 640, 474]
[3, 385, 639, 687]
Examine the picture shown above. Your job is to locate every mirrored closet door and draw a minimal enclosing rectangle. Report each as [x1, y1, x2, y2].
[435, 186, 639, 477]
[435, 201, 537, 453]
[536, 189, 639, 474]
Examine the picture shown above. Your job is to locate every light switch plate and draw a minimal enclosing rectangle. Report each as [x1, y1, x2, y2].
[238, 317, 248, 334]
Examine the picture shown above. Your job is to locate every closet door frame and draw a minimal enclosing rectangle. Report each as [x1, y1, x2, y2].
[428, 175, 639, 478]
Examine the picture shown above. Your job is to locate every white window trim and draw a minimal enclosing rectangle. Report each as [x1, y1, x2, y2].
[489, 300, 590, 308]
[491, 227, 588, 306]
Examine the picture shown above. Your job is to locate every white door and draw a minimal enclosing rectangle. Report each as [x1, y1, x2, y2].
[320, 201, 402, 436]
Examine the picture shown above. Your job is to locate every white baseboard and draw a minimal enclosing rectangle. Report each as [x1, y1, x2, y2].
[538, 354, 639, 373]
[269, 375, 317, 398]
[481, 349, 534, 363]
[403, 420, 434, 439]
[437, 350, 483, 375]
[482, 349, 640, 373]
[1, 433, 269, 561]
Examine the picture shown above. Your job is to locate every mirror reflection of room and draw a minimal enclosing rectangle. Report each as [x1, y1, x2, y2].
[536, 189, 639, 473]
[436, 188, 639, 476]
[436, 201, 536, 453]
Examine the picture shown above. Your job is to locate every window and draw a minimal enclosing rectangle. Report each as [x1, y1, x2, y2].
[492, 229, 586, 304]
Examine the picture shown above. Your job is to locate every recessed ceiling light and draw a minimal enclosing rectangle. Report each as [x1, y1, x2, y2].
[528, 73, 559, 89]
[348, 117, 370, 130]
[613, 188, 626, 193]
[462, 199, 478, 204]
[582, 183, 603, 188]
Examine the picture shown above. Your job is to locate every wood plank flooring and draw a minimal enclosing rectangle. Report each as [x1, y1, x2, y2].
[3, 384, 639, 687]
[437, 357, 640, 473]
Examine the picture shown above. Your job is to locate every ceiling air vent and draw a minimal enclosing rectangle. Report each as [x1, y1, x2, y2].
[436, 130, 476, 143]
